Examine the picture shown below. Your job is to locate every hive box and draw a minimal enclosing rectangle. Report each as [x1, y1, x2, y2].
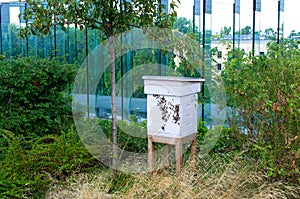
[143, 76, 204, 138]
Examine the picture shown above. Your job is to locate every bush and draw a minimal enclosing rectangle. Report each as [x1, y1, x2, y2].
[197, 121, 247, 161]
[0, 128, 100, 199]
[98, 119, 148, 153]
[223, 39, 300, 183]
[0, 57, 76, 137]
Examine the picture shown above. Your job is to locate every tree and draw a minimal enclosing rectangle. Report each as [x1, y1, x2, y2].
[21, 0, 179, 175]
[288, 30, 300, 38]
[173, 17, 192, 34]
[240, 25, 252, 35]
[263, 28, 276, 40]
[220, 26, 231, 37]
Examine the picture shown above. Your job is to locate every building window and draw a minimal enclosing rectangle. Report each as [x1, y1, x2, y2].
[260, 51, 265, 55]
[217, 63, 222, 70]
[217, 51, 222, 58]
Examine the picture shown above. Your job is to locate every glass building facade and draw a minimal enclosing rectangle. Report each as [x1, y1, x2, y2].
[0, 1, 288, 59]
[0, 0, 289, 127]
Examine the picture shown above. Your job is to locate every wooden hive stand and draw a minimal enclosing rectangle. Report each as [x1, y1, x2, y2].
[148, 133, 197, 177]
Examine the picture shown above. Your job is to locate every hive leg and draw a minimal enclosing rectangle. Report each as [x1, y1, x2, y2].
[163, 144, 170, 168]
[190, 136, 197, 170]
[148, 136, 155, 173]
[175, 139, 182, 177]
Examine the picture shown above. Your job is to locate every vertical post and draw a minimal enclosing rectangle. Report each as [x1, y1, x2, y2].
[8, 13, 11, 58]
[277, 0, 280, 44]
[53, 13, 57, 57]
[75, 24, 78, 59]
[192, 4, 195, 33]
[25, 3, 28, 56]
[201, 0, 206, 122]
[120, 33, 124, 119]
[41, 3, 46, 58]
[43, 35, 46, 58]
[85, 28, 89, 117]
[67, 26, 70, 63]
[19, 4, 22, 57]
[252, 0, 256, 55]
[120, 0, 124, 119]
[233, 3, 236, 57]
[157, 50, 162, 75]
[0, 4, 2, 55]
[238, 11, 241, 49]
[157, 0, 162, 75]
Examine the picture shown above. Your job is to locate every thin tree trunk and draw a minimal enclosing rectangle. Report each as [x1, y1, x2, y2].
[109, 36, 118, 175]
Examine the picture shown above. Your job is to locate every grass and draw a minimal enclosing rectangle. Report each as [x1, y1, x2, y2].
[45, 153, 300, 199]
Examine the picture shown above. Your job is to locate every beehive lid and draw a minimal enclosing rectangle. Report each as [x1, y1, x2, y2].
[142, 76, 204, 82]
[143, 76, 204, 96]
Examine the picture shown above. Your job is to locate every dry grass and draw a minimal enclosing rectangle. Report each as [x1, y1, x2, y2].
[45, 171, 112, 199]
[46, 154, 300, 199]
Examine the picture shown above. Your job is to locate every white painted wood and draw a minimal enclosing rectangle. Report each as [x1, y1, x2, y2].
[143, 76, 203, 138]
[143, 76, 204, 96]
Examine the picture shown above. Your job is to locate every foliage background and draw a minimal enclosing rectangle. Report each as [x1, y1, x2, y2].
[0, 57, 76, 137]
[223, 39, 300, 183]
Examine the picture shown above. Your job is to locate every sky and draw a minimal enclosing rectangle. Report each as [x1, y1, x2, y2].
[1, 0, 299, 37]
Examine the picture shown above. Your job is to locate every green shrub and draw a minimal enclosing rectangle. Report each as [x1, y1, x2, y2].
[98, 119, 148, 153]
[223, 39, 300, 183]
[0, 57, 76, 137]
[0, 128, 100, 199]
[103, 118, 247, 159]
[197, 121, 247, 159]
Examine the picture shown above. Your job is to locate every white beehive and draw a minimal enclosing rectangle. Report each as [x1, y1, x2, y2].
[143, 76, 204, 138]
